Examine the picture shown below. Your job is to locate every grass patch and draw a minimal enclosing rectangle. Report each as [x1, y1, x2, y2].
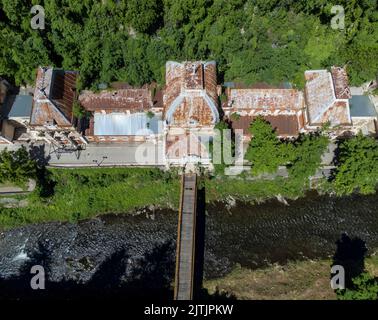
[205, 176, 308, 203]
[0, 167, 180, 229]
[0, 180, 27, 190]
[0, 166, 358, 229]
[0, 181, 19, 189]
[0, 167, 315, 229]
[365, 254, 378, 277]
[204, 255, 378, 300]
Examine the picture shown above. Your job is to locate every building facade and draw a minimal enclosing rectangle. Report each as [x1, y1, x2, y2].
[1, 62, 376, 166]
[78, 84, 163, 144]
[163, 61, 220, 165]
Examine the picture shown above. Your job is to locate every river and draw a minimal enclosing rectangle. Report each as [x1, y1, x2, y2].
[0, 191, 377, 299]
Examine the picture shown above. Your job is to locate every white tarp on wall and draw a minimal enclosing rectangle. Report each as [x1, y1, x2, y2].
[94, 112, 162, 136]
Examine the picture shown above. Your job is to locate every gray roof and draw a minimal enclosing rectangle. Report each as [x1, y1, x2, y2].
[349, 95, 377, 117]
[94, 112, 162, 136]
[6, 95, 33, 118]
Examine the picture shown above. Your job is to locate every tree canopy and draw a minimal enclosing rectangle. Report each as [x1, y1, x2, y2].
[244, 117, 329, 193]
[334, 133, 378, 195]
[0, 0, 377, 88]
[288, 133, 329, 182]
[0, 146, 37, 185]
[337, 272, 378, 300]
[245, 117, 289, 175]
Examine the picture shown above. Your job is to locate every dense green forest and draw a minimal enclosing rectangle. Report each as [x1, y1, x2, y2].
[0, 0, 377, 89]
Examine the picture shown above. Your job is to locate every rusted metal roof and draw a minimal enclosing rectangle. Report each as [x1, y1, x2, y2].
[305, 69, 351, 126]
[79, 88, 153, 112]
[224, 82, 291, 89]
[231, 115, 300, 136]
[30, 67, 76, 127]
[164, 61, 219, 127]
[170, 96, 215, 127]
[184, 62, 204, 89]
[33, 67, 53, 101]
[317, 100, 351, 125]
[227, 88, 304, 111]
[331, 66, 352, 99]
[50, 70, 77, 122]
[30, 102, 71, 126]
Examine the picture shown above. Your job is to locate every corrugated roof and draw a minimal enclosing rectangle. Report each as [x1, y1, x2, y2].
[79, 88, 152, 112]
[304, 69, 351, 126]
[30, 67, 77, 127]
[231, 115, 300, 136]
[50, 70, 77, 122]
[224, 82, 292, 89]
[33, 67, 53, 101]
[184, 62, 204, 89]
[164, 61, 219, 127]
[30, 101, 72, 126]
[331, 66, 352, 99]
[228, 88, 304, 111]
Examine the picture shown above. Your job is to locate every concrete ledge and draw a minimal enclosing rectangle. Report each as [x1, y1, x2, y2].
[0, 179, 36, 194]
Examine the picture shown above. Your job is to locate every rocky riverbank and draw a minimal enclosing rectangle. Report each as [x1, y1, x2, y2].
[0, 192, 377, 299]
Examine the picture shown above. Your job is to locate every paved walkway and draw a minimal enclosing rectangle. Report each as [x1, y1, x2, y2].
[0, 179, 36, 195]
[0, 141, 165, 167]
[0, 141, 338, 169]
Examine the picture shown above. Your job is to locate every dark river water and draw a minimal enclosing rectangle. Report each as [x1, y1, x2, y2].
[0, 192, 377, 299]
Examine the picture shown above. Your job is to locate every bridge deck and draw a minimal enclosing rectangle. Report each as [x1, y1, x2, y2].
[174, 173, 197, 300]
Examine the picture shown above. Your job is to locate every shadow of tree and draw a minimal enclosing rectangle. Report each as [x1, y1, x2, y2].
[0, 232, 236, 302]
[332, 233, 368, 288]
[125, 240, 176, 300]
[0, 241, 53, 299]
[193, 185, 206, 299]
[0, 239, 207, 301]
[0, 178, 236, 302]
[28, 144, 55, 197]
[328, 138, 345, 181]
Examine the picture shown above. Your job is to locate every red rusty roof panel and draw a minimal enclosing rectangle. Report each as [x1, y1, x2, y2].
[231, 115, 300, 136]
[164, 61, 219, 127]
[184, 62, 204, 89]
[228, 89, 304, 111]
[305, 69, 351, 126]
[331, 66, 352, 99]
[170, 96, 215, 127]
[30, 101, 72, 126]
[31, 67, 77, 127]
[79, 88, 153, 112]
[316, 100, 352, 126]
[50, 70, 77, 123]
